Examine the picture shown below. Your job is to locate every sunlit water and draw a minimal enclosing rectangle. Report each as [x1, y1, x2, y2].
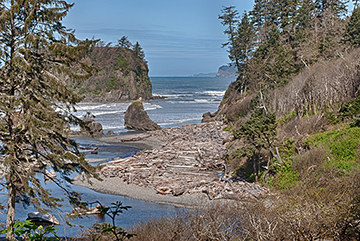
[0, 77, 235, 237]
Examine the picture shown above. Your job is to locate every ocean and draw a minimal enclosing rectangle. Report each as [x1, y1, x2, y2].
[0, 76, 235, 237]
[72, 77, 234, 134]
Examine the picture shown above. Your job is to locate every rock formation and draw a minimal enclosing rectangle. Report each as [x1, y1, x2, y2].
[80, 118, 104, 136]
[69, 46, 153, 102]
[124, 101, 161, 131]
[201, 112, 216, 123]
[216, 64, 238, 78]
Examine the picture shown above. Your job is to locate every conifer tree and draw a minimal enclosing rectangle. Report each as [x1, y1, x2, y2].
[234, 11, 256, 95]
[314, 0, 348, 18]
[0, 1, 98, 238]
[219, 5, 240, 71]
[233, 108, 277, 182]
[133, 41, 145, 60]
[117, 36, 132, 49]
[343, 7, 360, 46]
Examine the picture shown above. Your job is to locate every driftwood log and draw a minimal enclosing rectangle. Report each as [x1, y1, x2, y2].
[101, 122, 269, 200]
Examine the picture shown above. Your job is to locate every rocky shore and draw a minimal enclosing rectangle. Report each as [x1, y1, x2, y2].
[74, 122, 269, 208]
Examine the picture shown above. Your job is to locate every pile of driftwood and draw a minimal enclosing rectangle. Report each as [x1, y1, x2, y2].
[101, 122, 268, 200]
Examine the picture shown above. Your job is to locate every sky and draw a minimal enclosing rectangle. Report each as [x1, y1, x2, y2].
[62, 0, 255, 76]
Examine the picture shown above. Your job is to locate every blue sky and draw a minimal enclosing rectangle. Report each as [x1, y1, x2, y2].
[63, 0, 254, 76]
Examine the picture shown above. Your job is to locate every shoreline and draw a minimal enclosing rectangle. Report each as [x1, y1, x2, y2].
[74, 122, 268, 209]
[93, 132, 163, 150]
[73, 175, 236, 209]
[75, 129, 232, 209]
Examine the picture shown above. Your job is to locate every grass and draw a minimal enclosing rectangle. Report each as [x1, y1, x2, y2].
[305, 126, 360, 172]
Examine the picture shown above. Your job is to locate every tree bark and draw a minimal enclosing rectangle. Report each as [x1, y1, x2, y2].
[6, 174, 16, 240]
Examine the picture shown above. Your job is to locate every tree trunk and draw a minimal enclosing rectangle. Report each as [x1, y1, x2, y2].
[6, 175, 16, 240]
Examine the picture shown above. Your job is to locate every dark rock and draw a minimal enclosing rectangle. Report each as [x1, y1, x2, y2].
[80, 118, 104, 136]
[91, 150, 98, 154]
[124, 101, 161, 131]
[106, 130, 115, 135]
[201, 112, 216, 123]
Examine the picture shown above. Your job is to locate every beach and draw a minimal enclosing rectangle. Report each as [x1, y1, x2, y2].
[73, 174, 233, 209]
[74, 122, 268, 209]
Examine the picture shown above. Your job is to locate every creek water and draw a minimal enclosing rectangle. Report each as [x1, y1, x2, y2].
[0, 77, 235, 237]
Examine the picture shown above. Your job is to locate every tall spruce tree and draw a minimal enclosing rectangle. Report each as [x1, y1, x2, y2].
[0, 0, 98, 238]
[219, 5, 240, 71]
[235, 11, 256, 95]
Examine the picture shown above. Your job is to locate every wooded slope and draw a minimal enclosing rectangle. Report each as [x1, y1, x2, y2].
[70, 44, 152, 102]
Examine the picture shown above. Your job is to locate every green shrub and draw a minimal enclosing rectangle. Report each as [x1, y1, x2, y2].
[0, 220, 59, 240]
[275, 161, 299, 189]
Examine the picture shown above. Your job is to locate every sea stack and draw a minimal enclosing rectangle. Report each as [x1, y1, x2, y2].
[80, 118, 104, 136]
[124, 98, 161, 131]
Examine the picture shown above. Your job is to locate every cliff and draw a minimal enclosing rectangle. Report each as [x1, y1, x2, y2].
[70, 46, 152, 102]
[216, 65, 237, 78]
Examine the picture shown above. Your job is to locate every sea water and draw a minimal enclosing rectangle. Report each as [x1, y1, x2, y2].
[0, 77, 235, 237]
[72, 77, 234, 133]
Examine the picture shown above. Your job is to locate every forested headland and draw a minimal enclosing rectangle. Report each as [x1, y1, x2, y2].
[69, 38, 153, 102]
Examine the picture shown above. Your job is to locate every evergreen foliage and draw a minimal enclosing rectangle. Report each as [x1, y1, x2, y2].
[133, 41, 145, 61]
[343, 7, 360, 46]
[233, 108, 277, 181]
[0, 0, 98, 238]
[220, 0, 349, 95]
[218, 6, 240, 71]
[117, 36, 132, 49]
[234, 11, 256, 95]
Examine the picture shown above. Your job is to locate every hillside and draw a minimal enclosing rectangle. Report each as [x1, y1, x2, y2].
[70, 45, 153, 102]
[197, 2, 360, 239]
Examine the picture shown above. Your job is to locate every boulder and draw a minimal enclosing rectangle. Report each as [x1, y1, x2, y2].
[80, 118, 104, 136]
[124, 101, 161, 131]
[106, 130, 115, 135]
[201, 112, 216, 123]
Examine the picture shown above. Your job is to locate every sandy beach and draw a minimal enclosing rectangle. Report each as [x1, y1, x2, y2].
[93, 132, 164, 150]
[73, 175, 235, 209]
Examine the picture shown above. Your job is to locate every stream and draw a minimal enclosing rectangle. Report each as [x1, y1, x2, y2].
[0, 138, 179, 238]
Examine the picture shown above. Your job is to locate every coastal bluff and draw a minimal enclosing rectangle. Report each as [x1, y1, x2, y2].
[69, 45, 153, 102]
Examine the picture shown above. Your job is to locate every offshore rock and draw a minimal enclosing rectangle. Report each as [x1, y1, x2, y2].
[124, 100, 161, 131]
[80, 118, 104, 136]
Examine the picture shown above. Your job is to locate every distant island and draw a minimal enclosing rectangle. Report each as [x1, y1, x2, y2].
[215, 64, 237, 78]
[192, 64, 238, 78]
[192, 72, 217, 77]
